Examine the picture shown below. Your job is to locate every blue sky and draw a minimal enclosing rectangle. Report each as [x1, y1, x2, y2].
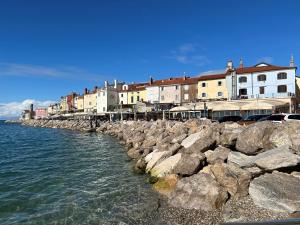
[1, 0, 300, 118]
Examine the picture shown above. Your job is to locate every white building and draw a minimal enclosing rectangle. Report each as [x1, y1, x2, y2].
[118, 84, 129, 105]
[96, 80, 122, 113]
[226, 58, 297, 100]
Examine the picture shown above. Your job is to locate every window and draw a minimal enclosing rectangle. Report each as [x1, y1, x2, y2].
[89, 102, 91, 106]
[278, 85, 287, 93]
[202, 93, 207, 97]
[217, 92, 223, 97]
[120, 101, 123, 105]
[257, 74, 266, 81]
[218, 81, 222, 86]
[103, 92, 105, 96]
[277, 72, 287, 80]
[161, 95, 164, 101]
[137, 96, 140, 102]
[202, 82, 206, 87]
[259, 86, 265, 94]
[239, 76, 247, 83]
[103, 107, 106, 111]
[131, 96, 134, 103]
[288, 115, 300, 120]
[121, 93, 123, 97]
[239, 88, 247, 95]
[161, 87, 164, 91]
[175, 95, 178, 100]
[175, 85, 178, 90]
[184, 85, 189, 90]
[184, 94, 189, 100]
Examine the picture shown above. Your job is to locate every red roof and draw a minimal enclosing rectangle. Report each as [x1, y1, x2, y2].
[197, 73, 227, 81]
[236, 64, 295, 74]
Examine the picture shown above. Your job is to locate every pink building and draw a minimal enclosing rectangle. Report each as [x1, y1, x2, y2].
[35, 108, 48, 119]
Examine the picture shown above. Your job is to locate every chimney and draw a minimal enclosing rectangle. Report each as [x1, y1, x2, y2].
[227, 60, 233, 70]
[114, 79, 117, 89]
[184, 76, 187, 80]
[239, 58, 244, 68]
[30, 104, 33, 112]
[149, 76, 153, 84]
[290, 54, 295, 67]
[94, 86, 98, 93]
[84, 88, 88, 94]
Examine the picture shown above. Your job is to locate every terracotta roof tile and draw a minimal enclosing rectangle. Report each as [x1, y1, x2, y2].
[236, 65, 295, 74]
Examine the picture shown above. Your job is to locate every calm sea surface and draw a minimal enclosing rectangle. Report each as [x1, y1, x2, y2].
[0, 121, 159, 225]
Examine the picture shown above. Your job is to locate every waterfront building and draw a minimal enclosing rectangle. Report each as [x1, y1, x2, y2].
[35, 108, 48, 119]
[180, 77, 199, 104]
[66, 92, 78, 112]
[83, 87, 98, 113]
[197, 73, 229, 101]
[47, 103, 60, 115]
[146, 77, 160, 104]
[226, 58, 297, 100]
[118, 84, 129, 105]
[96, 80, 124, 113]
[127, 83, 148, 105]
[74, 95, 84, 112]
[59, 96, 68, 113]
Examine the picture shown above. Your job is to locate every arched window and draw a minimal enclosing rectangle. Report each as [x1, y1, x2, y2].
[257, 74, 266, 81]
[277, 72, 287, 80]
[239, 76, 247, 83]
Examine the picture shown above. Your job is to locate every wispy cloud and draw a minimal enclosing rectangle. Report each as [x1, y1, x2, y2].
[0, 62, 113, 81]
[0, 99, 55, 119]
[168, 43, 210, 67]
[257, 56, 274, 64]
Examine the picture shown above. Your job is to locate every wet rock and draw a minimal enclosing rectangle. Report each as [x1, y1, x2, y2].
[168, 173, 228, 211]
[249, 171, 300, 213]
[134, 158, 147, 174]
[153, 174, 179, 196]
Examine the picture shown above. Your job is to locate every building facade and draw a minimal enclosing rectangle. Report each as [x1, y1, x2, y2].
[197, 74, 228, 101]
[226, 61, 296, 100]
[181, 78, 199, 104]
[83, 88, 97, 113]
[35, 108, 48, 119]
[74, 95, 84, 112]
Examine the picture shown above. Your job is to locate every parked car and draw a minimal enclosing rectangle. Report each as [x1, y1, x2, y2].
[218, 115, 242, 123]
[258, 113, 300, 123]
[238, 114, 270, 125]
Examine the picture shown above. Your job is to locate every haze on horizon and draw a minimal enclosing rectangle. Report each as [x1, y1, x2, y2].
[0, 0, 300, 119]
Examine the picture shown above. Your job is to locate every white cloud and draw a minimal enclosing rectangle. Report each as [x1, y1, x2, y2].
[168, 43, 210, 67]
[0, 99, 55, 119]
[0, 62, 113, 81]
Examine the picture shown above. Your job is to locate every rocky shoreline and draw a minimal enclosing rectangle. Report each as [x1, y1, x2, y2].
[20, 119, 300, 224]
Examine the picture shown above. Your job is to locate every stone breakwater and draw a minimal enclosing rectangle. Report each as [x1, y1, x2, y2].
[22, 119, 300, 222]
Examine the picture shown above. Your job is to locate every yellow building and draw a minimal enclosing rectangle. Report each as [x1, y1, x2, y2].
[60, 96, 68, 113]
[197, 74, 228, 100]
[75, 96, 84, 112]
[127, 84, 148, 105]
[83, 92, 97, 113]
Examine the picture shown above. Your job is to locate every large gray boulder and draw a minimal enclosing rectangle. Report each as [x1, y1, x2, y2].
[254, 145, 300, 170]
[235, 121, 276, 155]
[181, 127, 218, 153]
[220, 128, 244, 147]
[211, 163, 251, 199]
[249, 171, 300, 213]
[227, 151, 256, 168]
[205, 146, 231, 164]
[145, 150, 172, 172]
[172, 153, 206, 176]
[168, 173, 228, 211]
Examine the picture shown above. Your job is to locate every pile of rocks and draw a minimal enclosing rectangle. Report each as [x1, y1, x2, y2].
[22, 119, 93, 131]
[22, 118, 300, 219]
[96, 119, 300, 215]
